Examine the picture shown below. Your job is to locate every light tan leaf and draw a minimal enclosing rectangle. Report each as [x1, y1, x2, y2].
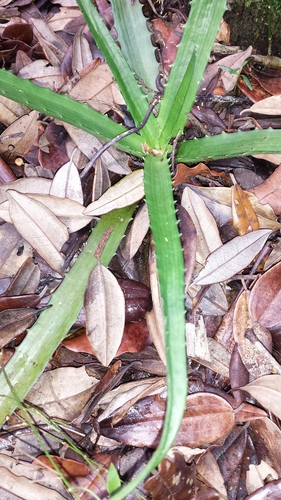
[197, 451, 227, 498]
[69, 62, 125, 113]
[72, 26, 93, 73]
[84, 170, 144, 216]
[26, 366, 98, 422]
[18, 60, 63, 90]
[85, 263, 125, 366]
[0, 95, 30, 126]
[241, 375, 281, 419]
[50, 161, 83, 204]
[63, 123, 131, 175]
[253, 153, 281, 165]
[193, 229, 271, 285]
[221, 45, 252, 93]
[0, 223, 32, 279]
[241, 95, 281, 116]
[181, 185, 222, 264]
[7, 190, 69, 274]
[25, 194, 92, 233]
[47, 7, 82, 31]
[249, 163, 281, 215]
[92, 158, 111, 201]
[0, 110, 38, 155]
[186, 282, 228, 315]
[120, 203, 150, 260]
[0, 178, 51, 204]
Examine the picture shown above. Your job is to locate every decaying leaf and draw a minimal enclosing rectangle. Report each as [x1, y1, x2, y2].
[0, 223, 32, 279]
[120, 203, 150, 260]
[26, 366, 99, 422]
[193, 229, 271, 285]
[85, 263, 125, 366]
[249, 163, 281, 215]
[84, 170, 144, 216]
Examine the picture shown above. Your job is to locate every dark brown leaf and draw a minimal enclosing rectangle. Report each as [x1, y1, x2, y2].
[100, 393, 235, 448]
[144, 452, 196, 500]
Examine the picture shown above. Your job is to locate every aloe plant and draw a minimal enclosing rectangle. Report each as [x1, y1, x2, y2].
[0, 0, 281, 498]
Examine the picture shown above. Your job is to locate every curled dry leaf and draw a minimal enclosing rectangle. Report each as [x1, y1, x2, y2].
[193, 229, 271, 285]
[85, 263, 125, 366]
[241, 375, 281, 420]
[84, 170, 144, 216]
[7, 190, 69, 275]
[100, 393, 235, 448]
[0, 308, 38, 348]
[249, 261, 281, 328]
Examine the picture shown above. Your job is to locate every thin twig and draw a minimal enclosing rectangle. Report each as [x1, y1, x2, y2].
[80, 95, 161, 179]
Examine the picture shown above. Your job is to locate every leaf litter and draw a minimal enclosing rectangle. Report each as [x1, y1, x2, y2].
[2, 1, 281, 500]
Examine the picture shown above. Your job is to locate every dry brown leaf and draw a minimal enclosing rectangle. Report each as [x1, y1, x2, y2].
[84, 170, 144, 216]
[63, 123, 131, 175]
[241, 375, 281, 420]
[30, 17, 68, 66]
[0, 109, 38, 155]
[50, 160, 83, 204]
[18, 60, 63, 89]
[144, 451, 196, 500]
[0, 95, 30, 126]
[47, 7, 82, 31]
[233, 291, 281, 378]
[220, 46, 252, 93]
[186, 316, 211, 361]
[85, 263, 125, 366]
[0, 308, 38, 348]
[196, 450, 227, 498]
[120, 203, 150, 260]
[249, 261, 281, 328]
[249, 163, 281, 215]
[241, 95, 281, 116]
[246, 460, 278, 495]
[100, 393, 235, 448]
[193, 229, 271, 285]
[0, 223, 32, 279]
[69, 62, 125, 114]
[26, 366, 98, 422]
[0, 178, 51, 204]
[147, 245, 166, 365]
[72, 26, 93, 73]
[7, 190, 69, 275]
[0, 454, 71, 500]
[181, 185, 222, 264]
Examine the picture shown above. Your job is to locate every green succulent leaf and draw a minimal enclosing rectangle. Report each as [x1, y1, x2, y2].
[177, 128, 281, 163]
[0, 70, 144, 158]
[76, 0, 157, 143]
[158, 0, 227, 146]
[111, 0, 158, 93]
